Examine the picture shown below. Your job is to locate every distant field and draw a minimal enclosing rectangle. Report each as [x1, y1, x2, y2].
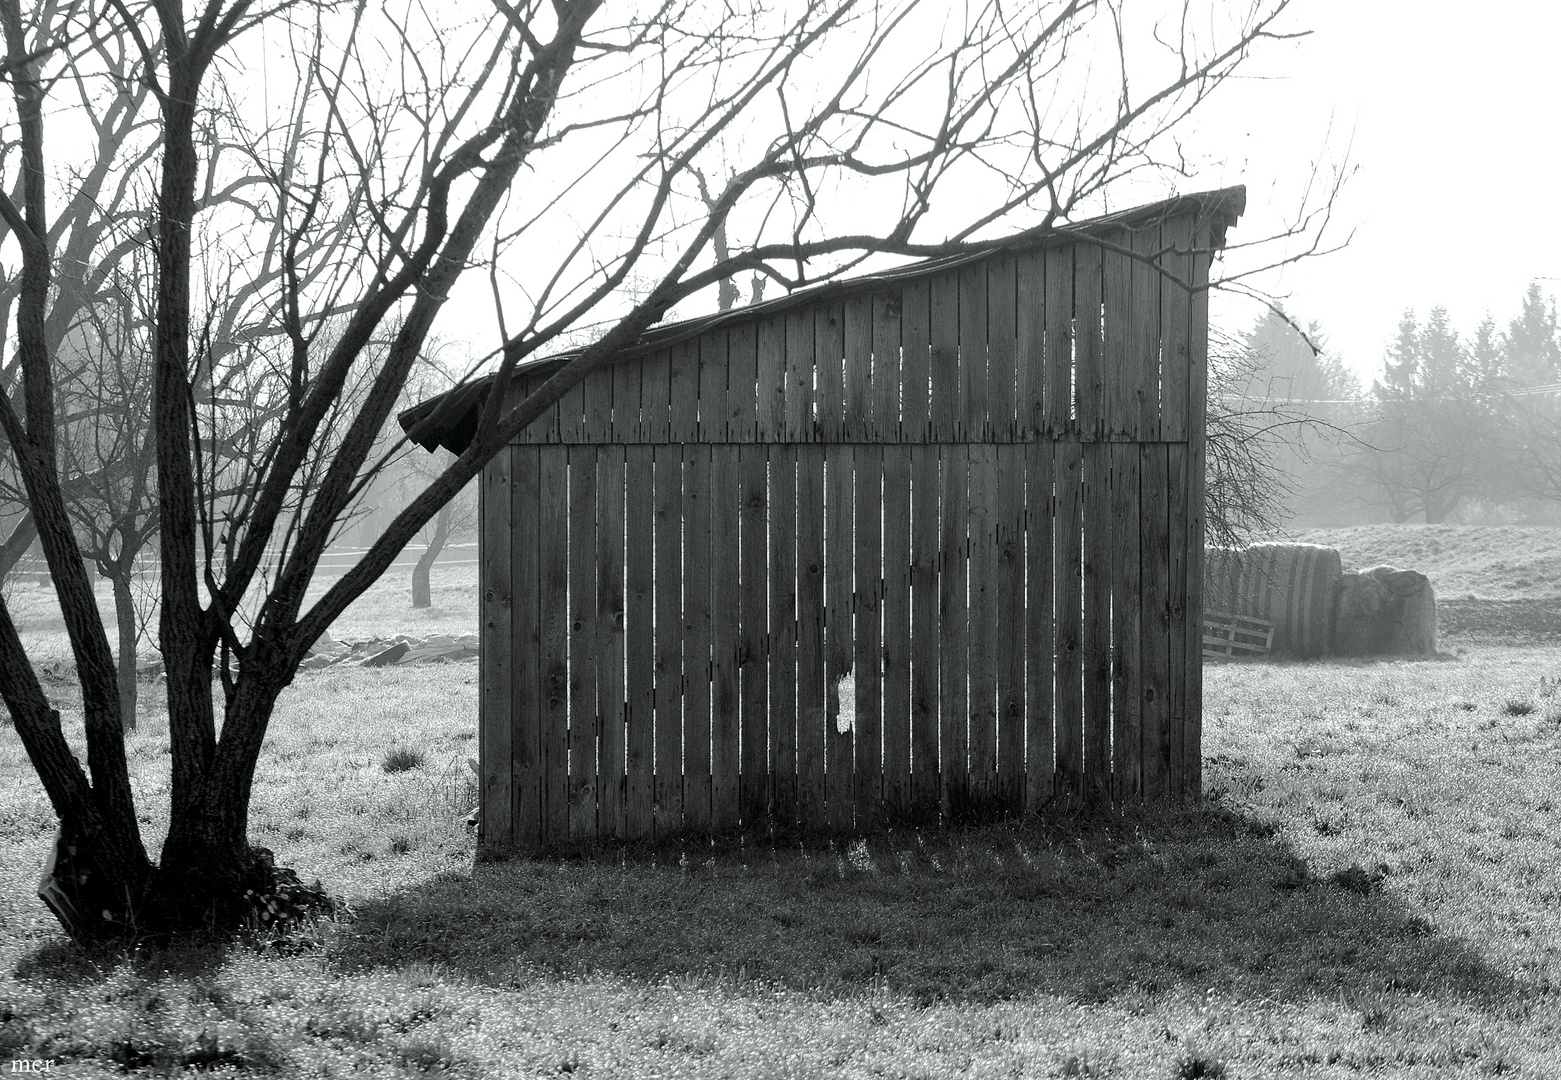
[1294, 524, 1561, 601]
[4, 554, 481, 665]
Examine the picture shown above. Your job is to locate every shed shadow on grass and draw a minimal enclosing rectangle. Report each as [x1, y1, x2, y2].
[330, 803, 1518, 1008]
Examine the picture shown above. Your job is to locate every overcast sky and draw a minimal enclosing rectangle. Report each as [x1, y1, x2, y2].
[1201, 1, 1561, 385]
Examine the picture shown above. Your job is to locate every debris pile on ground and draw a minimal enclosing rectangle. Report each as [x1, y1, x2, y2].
[134, 633, 478, 679]
[299, 634, 478, 670]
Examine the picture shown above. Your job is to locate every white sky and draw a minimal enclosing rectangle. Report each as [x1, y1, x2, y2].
[1198, 0, 1561, 385]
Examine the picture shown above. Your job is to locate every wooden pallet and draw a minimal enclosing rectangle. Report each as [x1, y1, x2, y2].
[1202, 610, 1275, 660]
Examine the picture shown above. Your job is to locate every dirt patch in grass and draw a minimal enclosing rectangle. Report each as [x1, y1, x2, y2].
[1437, 597, 1561, 645]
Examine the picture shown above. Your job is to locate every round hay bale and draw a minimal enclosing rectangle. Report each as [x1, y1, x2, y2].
[1330, 566, 1437, 657]
[1204, 542, 1344, 659]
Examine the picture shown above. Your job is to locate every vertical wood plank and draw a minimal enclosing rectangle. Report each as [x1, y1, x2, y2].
[757, 317, 786, 444]
[1073, 243, 1103, 440]
[1166, 442, 1189, 799]
[700, 330, 730, 442]
[769, 444, 799, 824]
[683, 444, 714, 830]
[987, 255, 1017, 442]
[815, 303, 846, 443]
[1162, 215, 1194, 795]
[796, 444, 827, 830]
[873, 292, 903, 440]
[1139, 442, 1171, 801]
[909, 443, 941, 811]
[568, 447, 599, 841]
[853, 445, 883, 821]
[844, 296, 874, 442]
[504, 373, 538, 444]
[1108, 442, 1142, 802]
[669, 339, 701, 443]
[480, 454, 514, 850]
[1101, 232, 1133, 441]
[938, 444, 969, 811]
[1081, 441, 1113, 804]
[729, 323, 759, 443]
[785, 311, 815, 443]
[959, 262, 989, 441]
[710, 446, 742, 829]
[1186, 233, 1213, 800]
[624, 445, 655, 837]
[901, 281, 931, 442]
[596, 446, 626, 839]
[641, 347, 672, 445]
[825, 444, 855, 830]
[1022, 442, 1054, 810]
[1131, 223, 1164, 440]
[738, 445, 770, 823]
[1159, 217, 1194, 443]
[540, 448, 571, 844]
[880, 446, 913, 814]
[513, 371, 560, 445]
[1016, 251, 1046, 440]
[583, 367, 614, 443]
[1052, 440, 1085, 802]
[1046, 245, 1078, 437]
[653, 445, 683, 836]
[612, 356, 642, 444]
[511, 444, 543, 848]
[557, 377, 586, 443]
[965, 443, 997, 796]
[930, 272, 961, 441]
[994, 443, 1026, 808]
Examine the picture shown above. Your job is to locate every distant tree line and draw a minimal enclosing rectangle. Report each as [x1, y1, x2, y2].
[1233, 282, 1561, 528]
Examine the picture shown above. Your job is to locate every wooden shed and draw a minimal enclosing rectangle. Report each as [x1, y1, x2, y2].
[404, 186, 1244, 854]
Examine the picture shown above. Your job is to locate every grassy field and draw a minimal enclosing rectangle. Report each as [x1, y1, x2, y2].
[4, 532, 1561, 1076]
[1296, 525, 1561, 600]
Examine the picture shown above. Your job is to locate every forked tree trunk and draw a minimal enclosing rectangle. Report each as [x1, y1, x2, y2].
[411, 501, 452, 608]
[146, 674, 288, 928]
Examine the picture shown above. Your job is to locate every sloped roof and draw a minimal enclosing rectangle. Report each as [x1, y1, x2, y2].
[399, 185, 1245, 454]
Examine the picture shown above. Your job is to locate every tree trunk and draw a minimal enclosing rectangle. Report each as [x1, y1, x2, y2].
[411, 501, 452, 608]
[109, 568, 138, 730]
[0, 511, 38, 584]
[147, 674, 308, 930]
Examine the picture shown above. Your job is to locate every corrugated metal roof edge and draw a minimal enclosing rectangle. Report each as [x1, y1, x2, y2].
[399, 185, 1244, 451]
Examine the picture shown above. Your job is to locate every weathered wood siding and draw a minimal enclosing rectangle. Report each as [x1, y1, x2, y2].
[479, 218, 1215, 850]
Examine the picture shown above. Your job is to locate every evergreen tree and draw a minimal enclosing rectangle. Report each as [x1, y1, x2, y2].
[1469, 314, 1504, 389]
[1503, 282, 1561, 388]
[1377, 310, 1420, 399]
[1239, 307, 1359, 402]
[1352, 309, 1500, 523]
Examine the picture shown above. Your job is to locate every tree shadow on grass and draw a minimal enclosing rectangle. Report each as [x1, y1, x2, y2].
[11, 932, 249, 986]
[329, 802, 1519, 1008]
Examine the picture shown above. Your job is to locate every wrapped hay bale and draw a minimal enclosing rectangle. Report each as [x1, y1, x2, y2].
[1204, 542, 1344, 659]
[1330, 566, 1437, 658]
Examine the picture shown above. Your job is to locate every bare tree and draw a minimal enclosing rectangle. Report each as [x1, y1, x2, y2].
[0, 0, 1331, 938]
